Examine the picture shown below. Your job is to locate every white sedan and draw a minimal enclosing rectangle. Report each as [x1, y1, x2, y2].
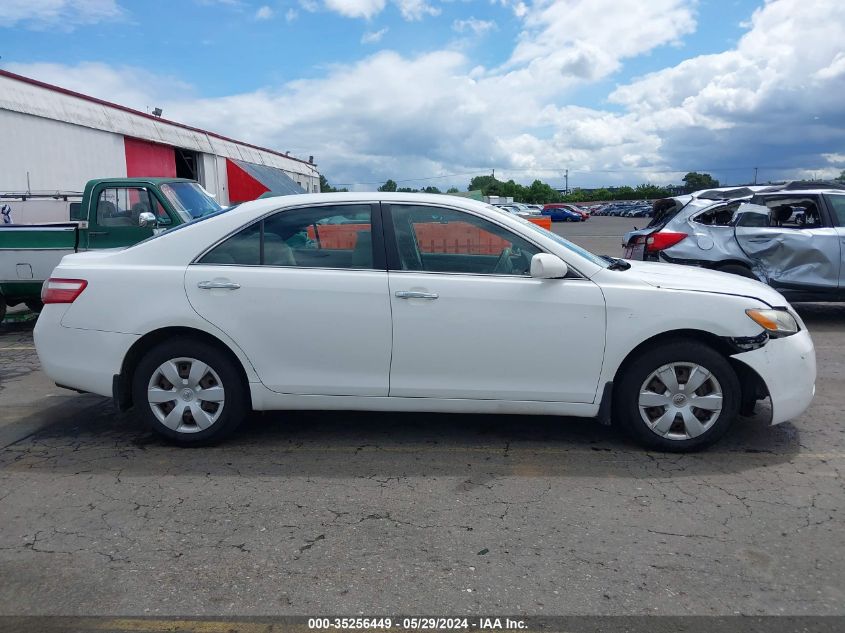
[34, 193, 816, 450]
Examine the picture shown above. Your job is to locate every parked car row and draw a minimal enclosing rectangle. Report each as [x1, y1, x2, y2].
[622, 181, 845, 302]
[592, 201, 654, 217]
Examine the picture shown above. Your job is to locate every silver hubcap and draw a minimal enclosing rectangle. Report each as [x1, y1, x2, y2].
[147, 357, 225, 434]
[638, 362, 723, 441]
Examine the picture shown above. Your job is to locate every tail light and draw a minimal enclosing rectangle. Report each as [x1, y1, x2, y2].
[646, 231, 688, 252]
[41, 278, 88, 304]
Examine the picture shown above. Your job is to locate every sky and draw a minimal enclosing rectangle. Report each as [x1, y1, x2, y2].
[1, 0, 844, 192]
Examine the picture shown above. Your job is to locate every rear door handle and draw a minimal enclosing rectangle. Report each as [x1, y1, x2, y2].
[395, 290, 438, 300]
[197, 280, 241, 290]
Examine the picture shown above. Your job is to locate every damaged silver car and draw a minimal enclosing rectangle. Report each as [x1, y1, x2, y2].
[623, 182, 845, 301]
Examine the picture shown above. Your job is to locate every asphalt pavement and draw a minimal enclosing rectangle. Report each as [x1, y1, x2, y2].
[0, 217, 842, 618]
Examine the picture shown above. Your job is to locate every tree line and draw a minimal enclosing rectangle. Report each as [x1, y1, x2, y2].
[319, 172, 723, 204]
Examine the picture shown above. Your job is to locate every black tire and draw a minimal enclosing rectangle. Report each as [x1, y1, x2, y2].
[24, 299, 43, 313]
[717, 264, 757, 280]
[614, 340, 741, 452]
[132, 338, 248, 445]
[0, 296, 6, 323]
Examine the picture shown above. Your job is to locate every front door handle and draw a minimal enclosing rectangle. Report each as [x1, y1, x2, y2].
[197, 280, 241, 290]
[395, 290, 438, 300]
[88, 231, 109, 236]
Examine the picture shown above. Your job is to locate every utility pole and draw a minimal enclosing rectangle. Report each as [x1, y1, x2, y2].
[565, 169, 569, 194]
[492, 169, 495, 180]
[753, 167, 758, 185]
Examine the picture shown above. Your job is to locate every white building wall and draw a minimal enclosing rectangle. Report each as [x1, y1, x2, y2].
[0, 73, 320, 193]
[0, 109, 126, 192]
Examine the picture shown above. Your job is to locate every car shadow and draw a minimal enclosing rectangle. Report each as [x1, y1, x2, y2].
[0, 394, 802, 480]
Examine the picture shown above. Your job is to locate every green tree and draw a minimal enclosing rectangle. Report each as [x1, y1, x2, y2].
[446, 186, 460, 193]
[422, 186, 441, 194]
[378, 179, 398, 192]
[682, 172, 720, 192]
[835, 170, 845, 183]
[318, 174, 347, 193]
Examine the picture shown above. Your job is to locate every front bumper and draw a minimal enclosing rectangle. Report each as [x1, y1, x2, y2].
[731, 329, 816, 424]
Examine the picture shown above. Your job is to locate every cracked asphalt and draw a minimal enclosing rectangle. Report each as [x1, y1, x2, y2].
[0, 218, 842, 617]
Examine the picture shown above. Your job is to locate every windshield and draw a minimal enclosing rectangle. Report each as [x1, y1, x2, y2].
[160, 182, 222, 221]
[488, 205, 609, 268]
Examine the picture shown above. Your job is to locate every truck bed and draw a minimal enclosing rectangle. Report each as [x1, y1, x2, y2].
[0, 224, 79, 301]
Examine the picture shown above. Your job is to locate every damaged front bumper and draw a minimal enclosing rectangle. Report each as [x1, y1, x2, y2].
[730, 329, 816, 425]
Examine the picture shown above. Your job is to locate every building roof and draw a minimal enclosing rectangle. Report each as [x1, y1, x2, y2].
[0, 69, 318, 178]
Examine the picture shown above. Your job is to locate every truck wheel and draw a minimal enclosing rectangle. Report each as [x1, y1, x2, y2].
[25, 299, 43, 313]
[0, 296, 6, 323]
[132, 338, 248, 445]
[614, 340, 740, 452]
[718, 264, 757, 280]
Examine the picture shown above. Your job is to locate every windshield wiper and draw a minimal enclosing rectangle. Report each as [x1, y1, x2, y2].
[602, 255, 631, 271]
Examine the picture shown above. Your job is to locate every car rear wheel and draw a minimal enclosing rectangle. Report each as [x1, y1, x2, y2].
[614, 340, 740, 451]
[132, 339, 248, 445]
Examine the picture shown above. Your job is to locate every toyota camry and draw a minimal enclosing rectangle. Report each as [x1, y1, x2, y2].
[34, 193, 816, 450]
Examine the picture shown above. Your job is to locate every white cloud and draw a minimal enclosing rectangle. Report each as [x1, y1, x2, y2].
[393, 0, 439, 21]
[254, 5, 274, 19]
[3, 62, 195, 113]
[323, 0, 386, 19]
[0, 0, 124, 29]
[7, 0, 845, 189]
[452, 18, 497, 36]
[285, 7, 298, 21]
[361, 27, 388, 44]
[299, 0, 319, 12]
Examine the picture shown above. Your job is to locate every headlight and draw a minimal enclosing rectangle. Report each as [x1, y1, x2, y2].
[745, 308, 799, 337]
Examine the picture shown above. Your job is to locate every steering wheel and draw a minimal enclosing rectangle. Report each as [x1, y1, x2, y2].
[492, 247, 513, 274]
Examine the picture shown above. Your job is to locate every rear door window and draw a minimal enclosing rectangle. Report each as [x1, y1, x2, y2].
[199, 204, 376, 269]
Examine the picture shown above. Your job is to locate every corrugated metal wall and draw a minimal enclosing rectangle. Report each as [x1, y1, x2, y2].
[0, 109, 126, 192]
[0, 72, 319, 193]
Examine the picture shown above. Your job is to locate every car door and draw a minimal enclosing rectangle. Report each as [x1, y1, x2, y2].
[823, 193, 845, 290]
[184, 202, 392, 396]
[734, 194, 841, 293]
[383, 202, 606, 403]
[87, 185, 160, 249]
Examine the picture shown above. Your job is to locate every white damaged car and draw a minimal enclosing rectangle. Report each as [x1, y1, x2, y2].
[34, 193, 816, 450]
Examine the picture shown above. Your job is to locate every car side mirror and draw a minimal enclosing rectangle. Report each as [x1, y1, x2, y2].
[530, 253, 569, 279]
[138, 211, 157, 228]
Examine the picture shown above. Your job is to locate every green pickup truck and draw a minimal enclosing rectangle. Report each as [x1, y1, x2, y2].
[0, 177, 222, 320]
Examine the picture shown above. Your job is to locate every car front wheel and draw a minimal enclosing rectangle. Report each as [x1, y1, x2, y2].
[614, 340, 740, 451]
[132, 339, 248, 445]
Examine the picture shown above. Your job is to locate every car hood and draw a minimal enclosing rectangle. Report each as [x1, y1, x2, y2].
[622, 260, 788, 307]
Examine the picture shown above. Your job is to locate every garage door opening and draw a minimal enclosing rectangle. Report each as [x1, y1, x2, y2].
[175, 148, 199, 180]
